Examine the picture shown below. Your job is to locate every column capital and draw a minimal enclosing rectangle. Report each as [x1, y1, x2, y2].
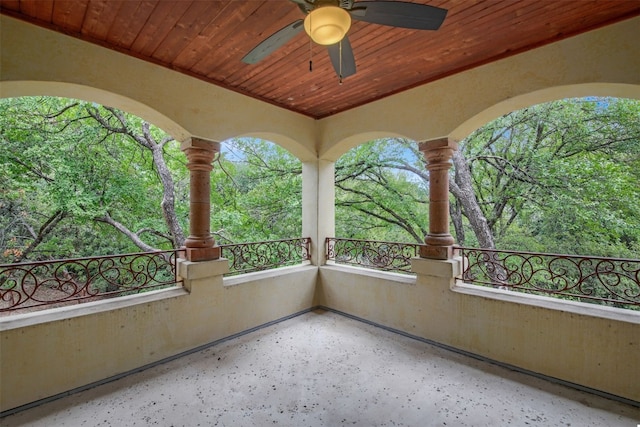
[419, 138, 458, 164]
[418, 137, 458, 151]
[180, 137, 221, 153]
[181, 138, 220, 172]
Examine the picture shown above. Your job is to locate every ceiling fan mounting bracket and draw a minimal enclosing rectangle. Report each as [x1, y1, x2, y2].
[295, 0, 354, 14]
[313, 0, 342, 8]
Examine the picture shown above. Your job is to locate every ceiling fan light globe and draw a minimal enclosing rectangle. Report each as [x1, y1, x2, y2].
[303, 6, 351, 45]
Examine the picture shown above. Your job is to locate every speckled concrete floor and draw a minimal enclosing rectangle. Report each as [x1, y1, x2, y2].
[3, 309, 639, 427]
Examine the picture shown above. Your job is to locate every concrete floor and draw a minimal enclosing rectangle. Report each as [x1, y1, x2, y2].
[3, 309, 639, 427]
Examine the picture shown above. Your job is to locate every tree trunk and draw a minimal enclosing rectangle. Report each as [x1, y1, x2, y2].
[450, 150, 510, 288]
[450, 200, 465, 245]
[87, 107, 186, 250]
[151, 144, 185, 248]
[450, 150, 495, 249]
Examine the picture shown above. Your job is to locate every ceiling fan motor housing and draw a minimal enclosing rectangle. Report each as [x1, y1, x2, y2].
[304, 0, 353, 45]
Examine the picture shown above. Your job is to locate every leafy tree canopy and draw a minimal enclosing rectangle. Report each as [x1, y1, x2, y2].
[0, 97, 186, 261]
[456, 97, 640, 257]
[0, 97, 303, 263]
[1, 96, 638, 264]
[335, 97, 640, 258]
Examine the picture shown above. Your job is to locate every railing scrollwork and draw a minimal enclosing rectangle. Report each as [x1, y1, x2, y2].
[325, 237, 419, 274]
[457, 246, 640, 310]
[221, 237, 311, 276]
[1, 250, 181, 314]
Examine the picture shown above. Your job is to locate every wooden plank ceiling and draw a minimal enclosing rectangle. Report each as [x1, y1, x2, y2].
[2, 0, 639, 119]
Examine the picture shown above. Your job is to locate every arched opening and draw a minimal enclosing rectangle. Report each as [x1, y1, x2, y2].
[0, 96, 307, 264]
[0, 96, 190, 262]
[451, 96, 640, 258]
[334, 138, 427, 244]
[214, 137, 303, 244]
[0, 81, 316, 163]
[326, 94, 639, 265]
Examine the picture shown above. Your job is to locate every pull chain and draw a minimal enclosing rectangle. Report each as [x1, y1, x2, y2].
[339, 39, 343, 85]
[308, 14, 313, 72]
[309, 37, 313, 72]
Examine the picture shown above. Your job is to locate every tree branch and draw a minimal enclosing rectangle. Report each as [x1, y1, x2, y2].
[95, 213, 157, 252]
[14, 210, 67, 262]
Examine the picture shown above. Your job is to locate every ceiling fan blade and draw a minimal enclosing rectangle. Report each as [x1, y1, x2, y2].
[327, 36, 356, 79]
[350, 1, 447, 30]
[242, 19, 304, 64]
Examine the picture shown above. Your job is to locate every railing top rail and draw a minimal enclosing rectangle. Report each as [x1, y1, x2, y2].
[455, 246, 639, 263]
[0, 249, 180, 269]
[327, 237, 420, 246]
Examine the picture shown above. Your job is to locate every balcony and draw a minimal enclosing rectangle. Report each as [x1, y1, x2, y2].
[1, 8, 640, 425]
[1, 240, 639, 424]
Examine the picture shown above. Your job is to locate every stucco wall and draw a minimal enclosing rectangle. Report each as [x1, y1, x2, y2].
[0, 262, 317, 412]
[317, 261, 640, 403]
[2, 259, 638, 412]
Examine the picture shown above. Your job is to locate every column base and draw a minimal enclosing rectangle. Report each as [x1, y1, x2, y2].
[184, 235, 215, 248]
[183, 246, 221, 262]
[424, 233, 455, 246]
[419, 245, 456, 260]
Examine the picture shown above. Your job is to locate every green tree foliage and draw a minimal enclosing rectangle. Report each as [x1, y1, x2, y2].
[0, 97, 303, 263]
[2, 95, 638, 265]
[457, 97, 640, 257]
[335, 139, 428, 243]
[212, 138, 302, 242]
[334, 98, 639, 258]
[0, 97, 187, 261]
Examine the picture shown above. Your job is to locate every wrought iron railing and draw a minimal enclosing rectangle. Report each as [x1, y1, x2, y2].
[0, 250, 181, 314]
[457, 246, 640, 310]
[325, 237, 420, 274]
[221, 237, 311, 276]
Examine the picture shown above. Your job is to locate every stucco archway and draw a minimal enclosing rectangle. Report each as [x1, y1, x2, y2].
[0, 16, 317, 162]
[0, 81, 317, 162]
[319, 131, 415, 163]
[450, 83, 640, 141]
[0, 81, 190, 142]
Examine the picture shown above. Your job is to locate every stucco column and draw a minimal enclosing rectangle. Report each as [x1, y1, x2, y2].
[419, 137, 458, 259]
[181, 137, 221, 262]
[302, 160, 335, 265]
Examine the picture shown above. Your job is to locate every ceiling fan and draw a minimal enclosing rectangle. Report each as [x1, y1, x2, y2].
[242, 0, 447, 81]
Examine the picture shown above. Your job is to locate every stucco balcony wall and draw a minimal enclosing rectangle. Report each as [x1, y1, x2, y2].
[2, 258, 639, 414]
[0, 261, 317, 412]
[317, 259, 640, 403]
